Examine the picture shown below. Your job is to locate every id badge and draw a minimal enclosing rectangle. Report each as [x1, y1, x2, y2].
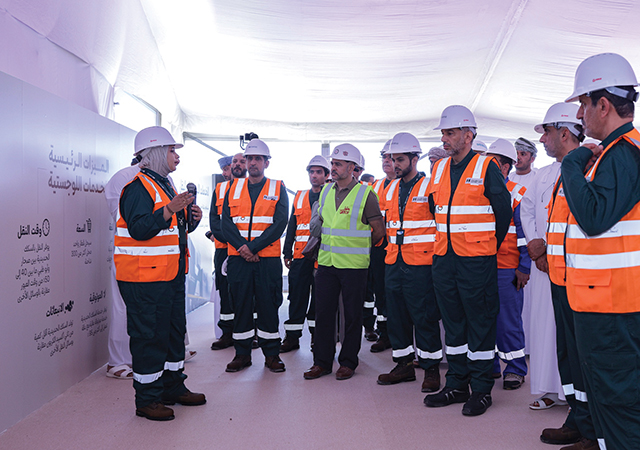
[396, 229, 404, 245]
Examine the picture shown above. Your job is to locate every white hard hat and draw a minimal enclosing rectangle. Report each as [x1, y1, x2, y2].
[306, 154, 330, 172]
[471, 140, 488, 153]
[534, 103, 581, 133]
[244, 139, 271, 158]
[434, 105, 477, 130]
[331, 143, 362, 165]
[386, 132, 422, 155]
[134, 126, 183, 156]
[357, 154, 365, 169]
[534, 103, 584, 141]
[487, 138, 517, 164]
[381, 139, 392, 155]
[566, 53, 639, 103]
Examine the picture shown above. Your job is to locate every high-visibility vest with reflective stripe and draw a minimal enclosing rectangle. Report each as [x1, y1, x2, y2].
[227, 177, 283, 258]
[114, 173, 185, 282]
[318, 182, 372, 269]
[429, 154, 497, 257]
[213, 180, 231, 249]
[566, 127, 640, 313]
[372, 178, 389, 214]
[497, 180, 527, 269]
[546, 177, 569, 286]
[292, 189, 312, 260]
[385, 176, 436, 265]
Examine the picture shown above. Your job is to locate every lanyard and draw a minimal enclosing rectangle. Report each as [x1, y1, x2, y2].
[141, 168, 176, 199]
[398, 174, 423, 223]
[141, 169, 186, 227]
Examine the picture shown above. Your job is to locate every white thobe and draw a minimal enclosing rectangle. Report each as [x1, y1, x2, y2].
[519, 162, 564, 399]
[104, 165, 141, 366]
[509, 169, 538, 353]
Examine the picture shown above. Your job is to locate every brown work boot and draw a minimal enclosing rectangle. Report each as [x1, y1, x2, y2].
[377, 361, 416, 385]
[560, 438, 599, 450]
[211, 333, 233, 350]
[540, 425, 581, 445]
[162, 390, 206, 406]
[264, 355, 286, 372]
[304, 365, 331, 379]
[336, 366, 354, 380]
[226, 354, 252, 372]
[422, 364, 441, 393]
[364, 327, 378, 342]
[135, 402, 175, 421]
[370, 336, 392, 353]
[280, 335, 300, 353]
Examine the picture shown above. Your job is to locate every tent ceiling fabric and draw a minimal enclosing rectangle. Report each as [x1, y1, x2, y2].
[2, 0, 640, 142]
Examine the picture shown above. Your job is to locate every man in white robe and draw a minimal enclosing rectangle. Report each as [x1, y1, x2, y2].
[508, 137, 538, 354]
[519, 162, 565, 409]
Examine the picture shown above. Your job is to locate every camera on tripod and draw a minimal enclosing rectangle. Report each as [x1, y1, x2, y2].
[239, 132, 259, 149]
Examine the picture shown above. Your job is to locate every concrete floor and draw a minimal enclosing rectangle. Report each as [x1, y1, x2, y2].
[0, 302, 570, 450]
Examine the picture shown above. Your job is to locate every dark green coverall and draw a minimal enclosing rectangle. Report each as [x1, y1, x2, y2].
[118, 168, 199, 408]
[221, 177, 288, 356]
[561, 122, 640, 450]
[428, 151, 512, 394]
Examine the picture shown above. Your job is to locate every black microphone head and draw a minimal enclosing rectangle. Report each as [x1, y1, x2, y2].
[187, 182, 197, 195]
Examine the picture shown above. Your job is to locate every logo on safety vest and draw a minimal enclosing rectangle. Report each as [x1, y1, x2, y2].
[339, 206, 351, 215]
[465, 177, 483, 186]
[412, 196, 428, 203]
[263, 195, 278, 201]
[558, 188, 565, 197]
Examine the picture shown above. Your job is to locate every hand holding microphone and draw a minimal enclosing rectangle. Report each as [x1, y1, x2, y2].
[186, 182, 197, 228]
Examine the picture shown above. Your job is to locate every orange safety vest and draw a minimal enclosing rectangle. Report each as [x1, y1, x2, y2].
[213, 180, 231, 249]
[114, 172, 187, 282]
[497, 180, 527, 269]
[429, 154, 497, 257]
[565, 128, 640, 313]
[227, 177, 282, 258]
[546, 178, 569, 286]
[372, 178, 390, 210]
[384, 176, 436, 265]
[292, 190, 312, 260]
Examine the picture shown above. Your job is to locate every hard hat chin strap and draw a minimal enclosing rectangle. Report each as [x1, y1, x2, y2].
[554, 122, 585, 143]
[589, 86, 639, 102]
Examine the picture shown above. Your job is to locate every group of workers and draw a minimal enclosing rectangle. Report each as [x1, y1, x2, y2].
[112, 52, 640, 450]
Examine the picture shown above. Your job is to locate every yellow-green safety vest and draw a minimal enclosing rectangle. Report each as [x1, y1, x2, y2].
[318, 182, 372, 269]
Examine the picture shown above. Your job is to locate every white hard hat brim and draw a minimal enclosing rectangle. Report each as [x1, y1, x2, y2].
[134, 142, 183, 156]
[565, 92, 581, 103]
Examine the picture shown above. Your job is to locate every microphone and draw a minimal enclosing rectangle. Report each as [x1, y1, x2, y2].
[186, 183, 197, 228]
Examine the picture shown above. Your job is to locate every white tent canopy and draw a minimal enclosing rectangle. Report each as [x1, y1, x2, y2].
[1, 0, 639, 143]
